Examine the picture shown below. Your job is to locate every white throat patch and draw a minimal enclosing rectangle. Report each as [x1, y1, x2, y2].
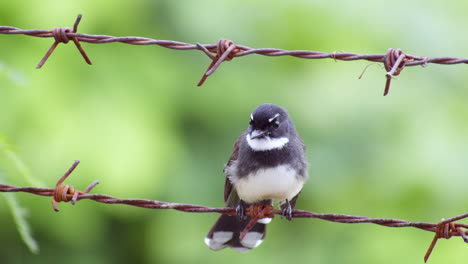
[246, 134, 289, 151]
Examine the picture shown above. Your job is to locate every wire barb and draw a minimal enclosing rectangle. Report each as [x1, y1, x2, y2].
[383, 48, 410, 96]
[51, 160, 99, 212]
[197, 39, 239, 86]
[36, 14, 92, 69]
[424, 221, 463, 262]
[239, 204, 275, 240]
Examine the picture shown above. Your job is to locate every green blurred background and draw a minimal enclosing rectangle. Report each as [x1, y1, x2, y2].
[1, 0, 467, 263]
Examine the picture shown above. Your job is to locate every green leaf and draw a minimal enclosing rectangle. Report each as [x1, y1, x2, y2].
[0, 174, 39, 254]
[0, 137, 41, 254]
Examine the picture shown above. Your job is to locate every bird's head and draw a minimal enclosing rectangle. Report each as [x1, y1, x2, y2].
[246, 104, 291, 151]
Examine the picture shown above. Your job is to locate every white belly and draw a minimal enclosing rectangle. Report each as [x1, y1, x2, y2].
[233, 165, 304, 203]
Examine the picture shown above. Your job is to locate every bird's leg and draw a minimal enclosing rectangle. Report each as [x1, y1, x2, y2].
[280, 199, 293, 221]
[236, 200, 248, 220]
[280, 194, 299, 221]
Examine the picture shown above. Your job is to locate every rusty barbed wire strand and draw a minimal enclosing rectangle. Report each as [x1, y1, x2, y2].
[1, 15, 468, 94]
[0, 160, 467, 261]
[35, 14, 92, 69]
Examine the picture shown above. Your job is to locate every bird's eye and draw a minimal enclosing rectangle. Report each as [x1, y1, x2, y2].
[272, 122, 280, 129]
[249, 119, 254, 125]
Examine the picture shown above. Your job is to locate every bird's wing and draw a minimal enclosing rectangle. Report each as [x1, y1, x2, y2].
[223, 133, 243, 206]
[299, 136, 306, 152]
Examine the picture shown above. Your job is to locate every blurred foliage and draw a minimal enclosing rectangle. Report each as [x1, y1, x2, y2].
[0, 137, 40, 254]
[1, 0, 468, 263]
[1, 189, 39, 254]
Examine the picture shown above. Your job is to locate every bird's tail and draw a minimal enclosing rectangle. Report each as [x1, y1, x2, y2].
[205, 214, 270, 252]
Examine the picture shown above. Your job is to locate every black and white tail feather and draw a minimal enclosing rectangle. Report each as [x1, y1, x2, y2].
[205, 159, 273, 252]
[205, 214, 269, 252]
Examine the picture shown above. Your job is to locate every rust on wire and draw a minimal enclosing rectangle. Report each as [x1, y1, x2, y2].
[424, 217, 468, 262]
[239, 204, 275, 241]
[51, 160, 99, 212]
[0, 162, 467, 261]
[1, 14, 468, 93]
[36, 14, 92, 69]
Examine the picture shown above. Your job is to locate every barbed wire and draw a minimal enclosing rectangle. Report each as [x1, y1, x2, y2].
[1, 14, 468, 260]
[1, 15, 468, 95]
[0, 160, 467, 262]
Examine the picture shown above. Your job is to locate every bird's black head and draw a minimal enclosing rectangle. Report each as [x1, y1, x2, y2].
[246, 104, 292, 151]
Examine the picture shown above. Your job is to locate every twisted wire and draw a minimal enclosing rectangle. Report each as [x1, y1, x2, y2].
[0, 160, 467, 261]
[1, 15, 468, 94]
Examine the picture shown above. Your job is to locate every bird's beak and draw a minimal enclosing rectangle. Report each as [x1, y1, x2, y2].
[250, 130, 268, 139]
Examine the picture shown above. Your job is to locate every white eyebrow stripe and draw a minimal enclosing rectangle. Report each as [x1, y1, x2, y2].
[268, 113, 280, 123]
[250, 113, 254, 120]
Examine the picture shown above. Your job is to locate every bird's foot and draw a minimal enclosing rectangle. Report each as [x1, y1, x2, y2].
[280, 199, 293, 221]
[236, 200, 248, 221]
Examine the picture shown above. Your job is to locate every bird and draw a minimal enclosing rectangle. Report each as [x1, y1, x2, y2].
[205, 103, 308, 252]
